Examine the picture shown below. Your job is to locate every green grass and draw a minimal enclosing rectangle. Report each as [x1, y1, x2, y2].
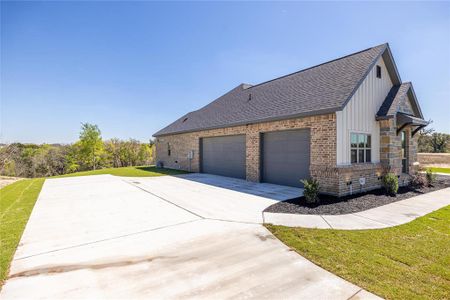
[0, 178, 45, 284]
[266, 206, 450, 300]
[429, 167, 450, 174]
[54, 165, 187, 178]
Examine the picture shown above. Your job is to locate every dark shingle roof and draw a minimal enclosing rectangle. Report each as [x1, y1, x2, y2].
[154, 44, 388, 137]
[377, 82, 424, 119]
[377, 82, 410, 117]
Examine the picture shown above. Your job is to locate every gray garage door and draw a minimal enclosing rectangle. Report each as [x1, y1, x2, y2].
[200, 135, 246, 179]
[262, 129, 310, 187]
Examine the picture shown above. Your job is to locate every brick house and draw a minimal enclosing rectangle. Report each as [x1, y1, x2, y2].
[153, 43, 428, 196]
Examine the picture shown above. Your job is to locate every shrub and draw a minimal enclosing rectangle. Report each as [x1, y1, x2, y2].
[425, 168, 437, 186]
[382, 173, 399, 196]
[301, 178, 320, 204]
[410, 173, 426, 189]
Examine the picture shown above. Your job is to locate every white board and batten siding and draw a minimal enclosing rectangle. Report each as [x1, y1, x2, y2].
[336, 57, 394, 165]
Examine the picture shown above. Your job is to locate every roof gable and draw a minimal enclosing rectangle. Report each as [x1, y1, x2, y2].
[154, 44, 392, 137]
[376, 82, 424, 119]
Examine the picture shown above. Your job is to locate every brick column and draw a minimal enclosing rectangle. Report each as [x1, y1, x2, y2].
[246, 128, 260, 182]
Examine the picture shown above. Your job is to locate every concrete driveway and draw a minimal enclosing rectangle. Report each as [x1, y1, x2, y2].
[122, 173, 302, 223]
[1, 174, 378, 299]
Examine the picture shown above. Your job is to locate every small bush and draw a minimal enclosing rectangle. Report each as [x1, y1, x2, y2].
[425, 168, 437, 187]
[301, 178, 320, 204]
[410, 173, 426, 189]
[382, 173, 399, 196]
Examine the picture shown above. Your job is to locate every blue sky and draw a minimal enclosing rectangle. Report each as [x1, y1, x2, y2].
[1, 1, 449, 143]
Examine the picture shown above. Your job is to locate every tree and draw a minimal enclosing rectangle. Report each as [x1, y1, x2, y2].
[104, 138, 122, 168]
[418, 122, 450, 153]
[78, 123, 104, 170]
[140, 143, 154, 165]
[65, 142, 81, 173]
[418, 127, 433, 153]
[0, 123, 156, 177]
[430, 133, 449, 153]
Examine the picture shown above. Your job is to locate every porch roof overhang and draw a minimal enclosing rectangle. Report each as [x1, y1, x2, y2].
[396, 112, 429, 136]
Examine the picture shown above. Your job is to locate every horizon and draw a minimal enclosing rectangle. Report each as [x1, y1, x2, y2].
[2, 1, 449, 144]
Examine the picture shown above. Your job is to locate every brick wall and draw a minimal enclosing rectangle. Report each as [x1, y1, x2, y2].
[337, 163, 384, 195]
[156, 114, 337, 192]
[309, 163, 384, 196]
[156, 113, 419, 196]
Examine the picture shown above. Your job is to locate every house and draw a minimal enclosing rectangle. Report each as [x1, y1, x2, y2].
[153, 43, 428, 196]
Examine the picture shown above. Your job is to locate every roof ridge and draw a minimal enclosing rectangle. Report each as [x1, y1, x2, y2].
[247, 43, 388, 90]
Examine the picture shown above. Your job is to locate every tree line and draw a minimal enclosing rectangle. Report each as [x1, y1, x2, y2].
[0, 123, 155, 178]
[1, 122, 448, 178]
[418, 126, 450, 153]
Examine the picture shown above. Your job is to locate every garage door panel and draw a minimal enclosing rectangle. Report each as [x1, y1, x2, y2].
[201, 135, 246, 179]
[262, 129, 310, 187]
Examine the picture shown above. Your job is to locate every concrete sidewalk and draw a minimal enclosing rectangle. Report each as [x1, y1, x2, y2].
[434, 172, 450, 176]
[264, 188, 450, 229]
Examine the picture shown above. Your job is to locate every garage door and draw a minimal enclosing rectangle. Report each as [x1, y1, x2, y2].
[261, 129, 310, 187]
[200, 135, 246, 179]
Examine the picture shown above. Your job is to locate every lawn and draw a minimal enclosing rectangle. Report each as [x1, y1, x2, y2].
[0, 178, 45, 284]
[54, 165, 187, 178]
[266, 205, 450, 300]
[429, 167, 450, 174]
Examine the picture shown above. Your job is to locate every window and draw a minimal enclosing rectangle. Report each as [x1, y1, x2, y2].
[350, 133, 371, 163]
[167, 143, 171, 156]
[401, 131, 408, 173]
[376, 65, 382, 78]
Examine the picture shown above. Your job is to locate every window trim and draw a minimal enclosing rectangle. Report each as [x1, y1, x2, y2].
[401, 130, 408, 173]
[350, 132, 372, 164]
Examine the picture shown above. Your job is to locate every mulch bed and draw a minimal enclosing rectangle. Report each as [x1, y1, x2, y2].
[264, 176, 450, 215]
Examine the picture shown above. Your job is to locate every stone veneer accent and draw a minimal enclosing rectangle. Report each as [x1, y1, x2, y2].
[156, 113, 418, 196]
[379, 117, 418, 186]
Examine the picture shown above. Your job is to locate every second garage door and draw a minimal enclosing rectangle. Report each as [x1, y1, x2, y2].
[200, 135, 246, 179]
[261, 129, 310, 187]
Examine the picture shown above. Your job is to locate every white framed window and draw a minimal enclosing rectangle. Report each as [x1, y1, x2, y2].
[350, 133, 371, 163]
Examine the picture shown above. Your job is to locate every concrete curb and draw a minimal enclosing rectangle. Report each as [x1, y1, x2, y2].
[419, 171, 450, 176]
[263, 187, 450, 229]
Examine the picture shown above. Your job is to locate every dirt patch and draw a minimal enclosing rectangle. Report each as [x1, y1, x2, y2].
[264, 176, 450, 215]
[0, 176, 23, 189]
